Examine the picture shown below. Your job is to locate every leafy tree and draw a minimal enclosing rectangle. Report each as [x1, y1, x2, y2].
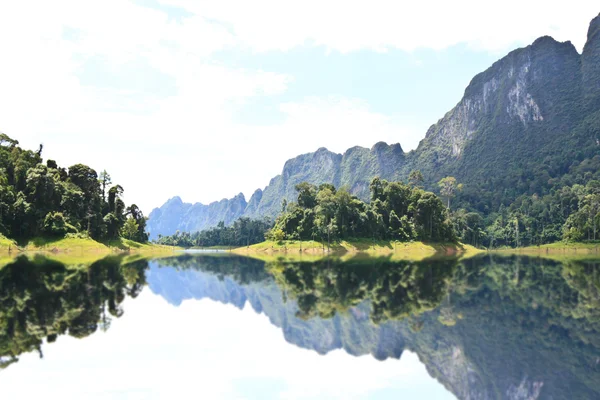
[99, 170, 112, 204]
[270, 178, 455, 244]
[158, 217, 273, 248]
[42, 212, 76, 236]
[438, 176, 462, 210]
[266, 228, 286, 243]
[408, 170, 424, 188]
[121, 218, 139, 240]
[126, 204, 148, 242]
[0, 133, 18, 147]
[295, 182, 317, 209]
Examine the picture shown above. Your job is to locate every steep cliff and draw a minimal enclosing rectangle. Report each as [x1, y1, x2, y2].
[148, 193, 247, 239]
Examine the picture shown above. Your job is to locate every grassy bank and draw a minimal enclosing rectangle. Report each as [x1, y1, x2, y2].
[492, 241, 600, 261]
[188, 245, 233, 250]
[232, 239, 481, 262]
[0, 235, 179, 257]
[0, 234, 17, 251]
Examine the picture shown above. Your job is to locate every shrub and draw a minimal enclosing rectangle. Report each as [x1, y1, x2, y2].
[42, 212, 77, 237]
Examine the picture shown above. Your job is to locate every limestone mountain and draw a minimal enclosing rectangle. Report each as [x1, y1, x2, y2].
[148, 194, 248, 239]
[147, 14, 600, 239]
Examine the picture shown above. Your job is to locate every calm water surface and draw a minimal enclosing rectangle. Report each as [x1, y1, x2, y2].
[1, 253, 600, 399]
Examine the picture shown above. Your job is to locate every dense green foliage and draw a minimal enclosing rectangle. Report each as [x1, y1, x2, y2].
[0, 134, 148, 243]
[155, 217, 273, 248]
[268, 178, 455, 243]
[0, 255, 148, 368]
[451, 179, 600, 247]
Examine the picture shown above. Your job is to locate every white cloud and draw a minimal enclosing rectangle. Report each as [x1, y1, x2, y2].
[0, 0, 294, 210]
[163, 0, 599, 53]
[158, 96, 414, 208]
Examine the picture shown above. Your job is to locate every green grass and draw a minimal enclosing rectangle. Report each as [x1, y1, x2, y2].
[0, 234, 17, 251]
[107, 238, 149, 250]
[189, 245, 233, 250]
[18, 236, 179, 256]
[107, 238, 179, 253]
[233, 239, 481, 262]
[492, 241, 600, 261]
[25, 236, 110, 252]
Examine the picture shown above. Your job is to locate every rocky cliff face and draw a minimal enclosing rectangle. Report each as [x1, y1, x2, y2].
[147, 193, 247, 239]
[147, 14, 600, 239]
[583, 14, 600, 109]
[415, 35, 580, 169]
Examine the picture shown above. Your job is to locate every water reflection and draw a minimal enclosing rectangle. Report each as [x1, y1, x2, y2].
[1, 252, 600, 399]
[0, 254, 147, 368]
[148, 254, 600, 399]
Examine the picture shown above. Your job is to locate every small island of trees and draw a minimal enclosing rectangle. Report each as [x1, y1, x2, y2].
[267, 178, 455, 244]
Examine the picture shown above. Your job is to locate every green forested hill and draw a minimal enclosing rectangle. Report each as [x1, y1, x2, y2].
[148, 14, 600, 245]
[0, 135, 148, 244]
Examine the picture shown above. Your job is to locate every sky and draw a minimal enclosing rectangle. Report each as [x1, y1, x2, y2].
[0, 1, 598, 212]
[0, 287, 456, 399]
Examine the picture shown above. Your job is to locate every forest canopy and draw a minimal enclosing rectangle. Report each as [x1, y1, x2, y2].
[268, 178, 455, 243]
[0, 134, 148, 243]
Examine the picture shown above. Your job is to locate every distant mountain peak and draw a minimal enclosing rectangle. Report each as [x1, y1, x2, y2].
[371, 141, 389, 151]
[583, 13, 600, 107]
[167, 196, 183, 204]
[531, 35, 560, 47]
[587, 13, 600, 43]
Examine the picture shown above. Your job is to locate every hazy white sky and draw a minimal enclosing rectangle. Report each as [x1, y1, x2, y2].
[0, 1, 598, 212]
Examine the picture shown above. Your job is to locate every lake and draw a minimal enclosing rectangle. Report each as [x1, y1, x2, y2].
[1, 252, 599, 399]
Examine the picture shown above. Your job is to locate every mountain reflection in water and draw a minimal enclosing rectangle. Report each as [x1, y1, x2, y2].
[1, 253, 600, 399]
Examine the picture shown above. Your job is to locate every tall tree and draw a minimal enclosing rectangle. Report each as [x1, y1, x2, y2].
[122, 218, 139, 240]
[99, 170, 112, 203]
[438, 177, 461, 210]
[408, 170, 424, 188]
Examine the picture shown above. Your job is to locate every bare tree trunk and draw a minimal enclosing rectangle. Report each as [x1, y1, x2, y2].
[429, 214, 433, 239]
[515, 218, 519, 248]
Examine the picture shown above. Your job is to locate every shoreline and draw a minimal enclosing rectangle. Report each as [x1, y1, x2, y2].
[490, 242, 600, 261]
[0, 236, 179, 257]
[231, 239, 482, 262]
